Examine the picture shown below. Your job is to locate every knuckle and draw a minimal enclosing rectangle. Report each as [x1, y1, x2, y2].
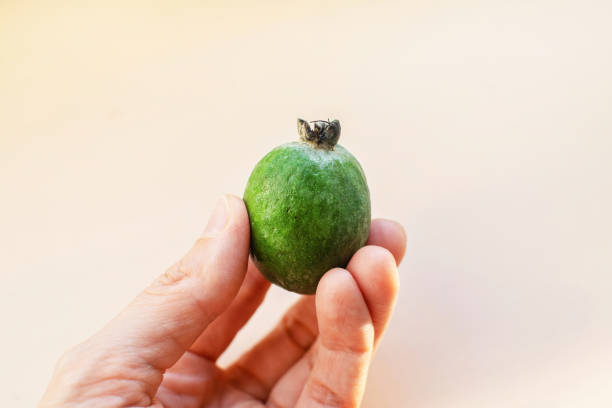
[229, 363, 269, 400]
[308, 377, 352, 407]
[280, 312, 317, 351]
[326, 340, 372, 356]
[147, 259, 198, 296]
[159, 261, 190, 286]
[322, 324, 374, 356]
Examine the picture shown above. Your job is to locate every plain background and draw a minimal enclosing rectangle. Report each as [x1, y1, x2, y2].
[2, 1, 611, 406]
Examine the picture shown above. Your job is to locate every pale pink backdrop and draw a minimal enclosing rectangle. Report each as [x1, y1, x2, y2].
[1, 1, 611, 406]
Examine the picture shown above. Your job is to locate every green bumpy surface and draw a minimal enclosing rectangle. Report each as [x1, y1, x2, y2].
[243, 142, 371, 294]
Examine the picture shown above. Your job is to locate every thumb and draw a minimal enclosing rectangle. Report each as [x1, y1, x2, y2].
[98, 194, 250, 371]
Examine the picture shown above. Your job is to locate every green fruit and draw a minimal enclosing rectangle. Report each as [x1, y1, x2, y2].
[243, 118, 371, 294]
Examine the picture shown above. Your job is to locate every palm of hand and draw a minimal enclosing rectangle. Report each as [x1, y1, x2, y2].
[40, 196, 405, 408]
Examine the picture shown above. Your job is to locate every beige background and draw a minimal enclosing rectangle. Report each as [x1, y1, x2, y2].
[2, 1, 612, 406]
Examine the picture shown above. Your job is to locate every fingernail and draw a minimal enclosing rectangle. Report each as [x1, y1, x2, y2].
[202, 196, 229, 237]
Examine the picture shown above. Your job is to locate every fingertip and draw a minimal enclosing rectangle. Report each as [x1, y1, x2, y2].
[297, 269, 374, 408]
[349, 245, 399, 298]
[346, 245, 399, 343]
[367, 218, 407, 265]
[226, 193, 247, 209]
[225, 194, 250, 238]
[208, 194, 251, 279]
[316, 269, 374, 351]
[180, 194, 252, 316]
[316, 268, 360, 305]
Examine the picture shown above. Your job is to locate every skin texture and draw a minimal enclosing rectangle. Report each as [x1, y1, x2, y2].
[244, 142, 371, 294]
[39, 195, 406, 408]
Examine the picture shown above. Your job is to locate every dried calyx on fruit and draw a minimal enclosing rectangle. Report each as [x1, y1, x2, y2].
[297, 118, 341, 150]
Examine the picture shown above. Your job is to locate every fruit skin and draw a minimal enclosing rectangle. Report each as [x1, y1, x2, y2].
[244, 141, 370, 294]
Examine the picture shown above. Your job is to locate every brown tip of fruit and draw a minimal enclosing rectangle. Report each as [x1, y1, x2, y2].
[297, 118, 341, 150]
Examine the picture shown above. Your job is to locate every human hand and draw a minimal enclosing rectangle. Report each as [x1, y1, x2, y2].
[39, 195, 406, 408]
